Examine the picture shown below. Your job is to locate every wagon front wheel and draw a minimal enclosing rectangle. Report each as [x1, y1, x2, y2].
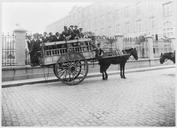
[54, 52, 88, 85]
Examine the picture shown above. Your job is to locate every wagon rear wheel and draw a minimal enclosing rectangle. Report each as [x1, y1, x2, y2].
[54, 52, 88, 85]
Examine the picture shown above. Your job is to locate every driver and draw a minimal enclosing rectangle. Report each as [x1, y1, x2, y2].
[95, 43, 104, 59]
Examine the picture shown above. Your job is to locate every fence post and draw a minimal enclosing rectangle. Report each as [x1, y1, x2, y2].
[146, 35, 154, 60]
[169, 37, 176, 51]
[14, 27, 27, 66]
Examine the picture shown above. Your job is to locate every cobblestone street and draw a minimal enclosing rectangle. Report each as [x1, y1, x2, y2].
[2, 68, 176, 126]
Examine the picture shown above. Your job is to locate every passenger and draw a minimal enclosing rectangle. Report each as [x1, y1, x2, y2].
[69, 25, 75, 40]
[29, 36, 36, 66]
[42, 32, 49, 43]
[73, 25, 80, 39]
[55, 32, 62, 41]
[61, 26, 71, 41]
[48, 32, 55, 42]
[79, 28, 84, 38]
[26, 35, 32, 52]
[31, 35, 41, 66]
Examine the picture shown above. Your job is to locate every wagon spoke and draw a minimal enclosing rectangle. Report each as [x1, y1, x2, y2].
[68, 70, 72, 81]
[58, 70, 66, 78]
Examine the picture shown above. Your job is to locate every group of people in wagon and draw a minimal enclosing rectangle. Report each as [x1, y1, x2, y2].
[41, 25, 85, 43]
[26, 25, 86, 66]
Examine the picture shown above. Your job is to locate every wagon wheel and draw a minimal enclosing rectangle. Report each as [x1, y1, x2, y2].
[54, 52, 88, 85]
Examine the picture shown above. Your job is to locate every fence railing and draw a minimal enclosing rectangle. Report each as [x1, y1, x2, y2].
[2, 34, 16, 66]
[153, 39, 172, 58]
[122, 37, 173, 59]
[122, 38, 149, 58]
[1, 34, 174, 67]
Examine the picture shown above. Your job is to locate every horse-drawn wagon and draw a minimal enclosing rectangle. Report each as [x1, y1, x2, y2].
[37, 37, 138, 85]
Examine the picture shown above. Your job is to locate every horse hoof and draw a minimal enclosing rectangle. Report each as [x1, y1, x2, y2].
[123, 77, 126, 79]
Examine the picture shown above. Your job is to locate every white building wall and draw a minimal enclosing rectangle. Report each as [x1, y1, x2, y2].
[45, 0, 176, 39]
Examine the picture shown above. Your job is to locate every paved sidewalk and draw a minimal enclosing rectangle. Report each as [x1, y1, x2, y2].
[2, 65, 175, 88]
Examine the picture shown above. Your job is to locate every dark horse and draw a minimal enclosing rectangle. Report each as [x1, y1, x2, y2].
[95, 48, 138, 80]
[160, 51, 175, 64]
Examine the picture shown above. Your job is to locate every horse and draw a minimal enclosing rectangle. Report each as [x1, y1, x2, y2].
[95, 48, 138, 80]
[160, 51, 175, 64]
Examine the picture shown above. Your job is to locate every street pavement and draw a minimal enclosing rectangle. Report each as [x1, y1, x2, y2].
[1, 68, 176, 126]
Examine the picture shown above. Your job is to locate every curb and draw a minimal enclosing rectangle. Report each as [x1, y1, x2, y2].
[2, 65, 175, 88]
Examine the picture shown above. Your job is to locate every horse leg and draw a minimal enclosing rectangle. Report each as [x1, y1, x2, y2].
[104, 64, 110, 80]
[100, 64, 105, 80]
[102, 72, 105, 80]
[120, 64, 123, 78]
[105, 71, 108, 80]
[122, 63, 126, 79]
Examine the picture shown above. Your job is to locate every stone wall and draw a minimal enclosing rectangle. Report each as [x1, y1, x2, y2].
[2, 58, 174, 82]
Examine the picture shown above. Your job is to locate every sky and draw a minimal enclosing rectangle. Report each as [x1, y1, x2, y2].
[1, 2, 92, 34]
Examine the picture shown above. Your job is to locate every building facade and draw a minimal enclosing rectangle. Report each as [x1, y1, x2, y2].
[45, 0, 176, 39]
[45, 0, 176, 59]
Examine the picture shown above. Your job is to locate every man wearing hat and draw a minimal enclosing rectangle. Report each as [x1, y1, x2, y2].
[42, 32, 49, 43]
[48, 32, 56, 42]
[73, 25, 80, 39]
[61, 26, 71, 41]
[96, 43, 104, 58]
[69, 25, 75, 40]
[55, 32, 62, 41]
[79, 28, 84, 38]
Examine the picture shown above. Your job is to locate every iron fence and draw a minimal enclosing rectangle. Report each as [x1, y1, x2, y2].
[122, 37, 173, 59]
[2, 34, 16, 66]
[122, 37, 149, 58]
[153, 39, 172, 58]
[1, 34, 173, 67]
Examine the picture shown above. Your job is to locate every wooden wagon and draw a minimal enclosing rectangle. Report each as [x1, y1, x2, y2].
[38, 38, 129, 85]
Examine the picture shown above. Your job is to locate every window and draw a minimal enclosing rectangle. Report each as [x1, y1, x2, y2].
[115, 24, 120, 34]
[108, 26, 112, 36]
[125, 22, 130, 33]
[124, 7, 129, 17]
[136, 20, 142, 32]
[163, 21, 173, 37]
[149, 17, 155, 30]
[136, 3, 141, 16]
[116, 9, 120, 18]
[163, 2, 173, 17]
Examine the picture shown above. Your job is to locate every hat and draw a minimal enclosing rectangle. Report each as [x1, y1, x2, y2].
[55, 32, 60, 35]
[97, 43, 100, 46]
